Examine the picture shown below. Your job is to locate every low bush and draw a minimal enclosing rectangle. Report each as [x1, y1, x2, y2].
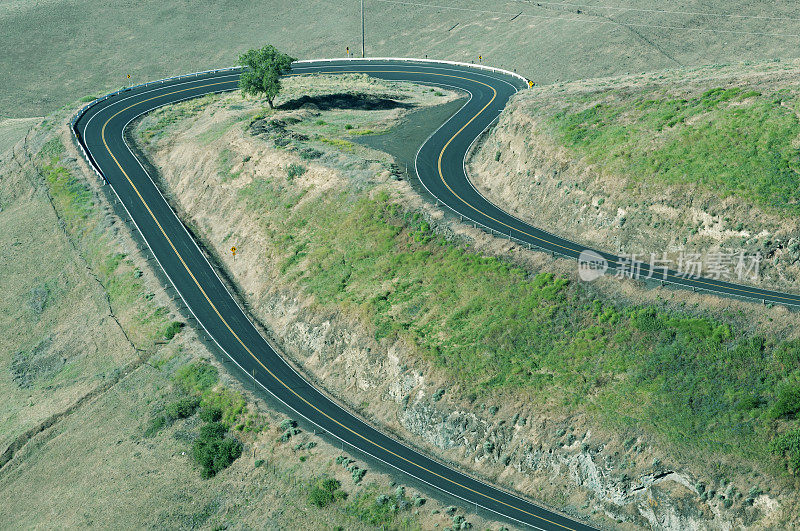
[143, 415, 167, 438]
[164, 396, 200, 421]
[192, 421, 243, 478]
[200, 405, 223, 423]
[351, 467, 367, 484]
[174, 362, 218, 394]
[286, 163, 307, 181]
[769, 430, 800, 473]
[308, 477, 346, 508]
[770, 384, 800, 419]
[299, 147, 322, 160]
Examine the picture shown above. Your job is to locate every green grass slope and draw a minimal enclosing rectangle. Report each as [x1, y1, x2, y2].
[548, 83, 800, 215]
[142, 84, 800, 506]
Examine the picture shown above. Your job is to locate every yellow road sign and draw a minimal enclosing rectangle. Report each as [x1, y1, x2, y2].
[231, 246, 237, 255]
[127, 74, 131, 79]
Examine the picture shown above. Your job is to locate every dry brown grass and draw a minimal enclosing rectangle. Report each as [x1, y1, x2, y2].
[4, 0, 800, 120]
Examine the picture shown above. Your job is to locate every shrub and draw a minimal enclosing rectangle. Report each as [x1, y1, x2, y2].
[308, 477, 346, 507]
[201, 388, 246, 427]
[351, 467, 367, 484]
[164, 396, 200, 421]
[286, 163, 307, 181]
[375, 494, 389, 506]
[200, 405, 223, 423]
[770, 430, 800, 473]
[174, 362, 218, 394]
[299, 148, 322, 160]
[143, 415, 167, 438]
[770, 384, 800, 419]
[192, 422, 243, 478]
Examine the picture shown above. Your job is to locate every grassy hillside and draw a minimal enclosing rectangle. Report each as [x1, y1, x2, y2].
[237, 135, 800, 474]
[0, 106, 486, 530]
[547, 83, 800, 214]
[134, 77, 800, 524]
[3, 0, 800, 118]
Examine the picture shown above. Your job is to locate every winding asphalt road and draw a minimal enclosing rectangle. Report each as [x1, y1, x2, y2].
[72, 59, 594, 531]
[71, 57, 800, 530]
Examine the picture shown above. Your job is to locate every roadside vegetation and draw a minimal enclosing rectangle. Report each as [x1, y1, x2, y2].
[174, 83, 795, 480]
[2, 112, 471, 529]
[238, 171, 800, 473]
[39, 137, 182, 345]
[547, 85, 800, 215]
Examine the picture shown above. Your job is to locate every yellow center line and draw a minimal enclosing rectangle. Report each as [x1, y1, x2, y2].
[430, 79, 799, 303]
[98, 72, 577, 530]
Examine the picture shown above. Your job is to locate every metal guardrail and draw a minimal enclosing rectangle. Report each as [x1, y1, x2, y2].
[294, 56, 530, 86]
[69, 58, 527, 184]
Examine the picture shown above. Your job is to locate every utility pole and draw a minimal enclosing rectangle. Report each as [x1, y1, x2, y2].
[361, 0, 366, 58]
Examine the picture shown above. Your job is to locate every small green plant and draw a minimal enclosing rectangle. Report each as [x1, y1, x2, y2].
[351, 467, 367, 484]
[164, 396, 200, 420]
[143, 415, 167, 438]
[174, 362, 218, 394]
[200, 405, 223, 423]
[277, 419, 301, 442]
[299, 147, 323, 160]
[192, 422, 243, 478]
[163, 320, 184, 340]
[344, 123, 353, 130]
[770, 430, 800, 473]
[308, 477, 346, 507]
[770, 384, 800, 419]
[286, 163, 307, 181]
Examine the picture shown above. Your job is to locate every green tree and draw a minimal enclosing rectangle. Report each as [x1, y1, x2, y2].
[238, 45, 296, 109]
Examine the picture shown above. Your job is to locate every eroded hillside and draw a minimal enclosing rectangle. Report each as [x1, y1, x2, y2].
[133, 72, 800, 529]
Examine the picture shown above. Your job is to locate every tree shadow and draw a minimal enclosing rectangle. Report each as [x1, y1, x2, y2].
[278, 93, 414, 111]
